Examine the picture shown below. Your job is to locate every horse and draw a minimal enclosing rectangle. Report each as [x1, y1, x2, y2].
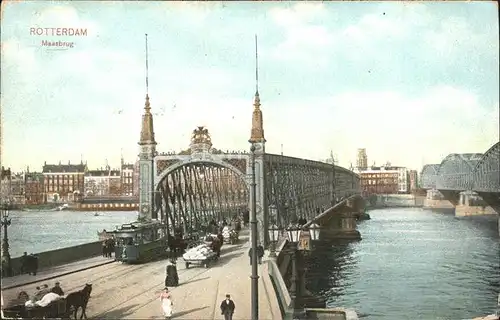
[167, 235, 187, 258]
[66, 283, 92, 319]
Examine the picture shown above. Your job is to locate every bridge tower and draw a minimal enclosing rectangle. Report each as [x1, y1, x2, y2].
[138, 34, 157, 221]
[248, 35, 267, 244]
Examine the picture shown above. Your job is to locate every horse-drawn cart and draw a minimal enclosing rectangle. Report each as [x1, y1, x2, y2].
[182, 242, 218, 269]
[2, 297, 68, 319]
[184, 252, 218, 269]
[2, 284, 92, 320]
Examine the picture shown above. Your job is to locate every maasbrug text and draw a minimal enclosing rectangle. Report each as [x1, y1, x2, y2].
[30, 27, 88, 36]
[41, 40, 75, 49]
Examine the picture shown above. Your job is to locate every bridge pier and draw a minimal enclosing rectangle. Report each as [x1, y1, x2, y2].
[455, 191, 497, 217]
[319, 212, 361, 241]
[423, 189, 455, 214]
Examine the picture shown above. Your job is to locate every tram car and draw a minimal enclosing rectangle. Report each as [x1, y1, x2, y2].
[112, 220, 169, 263]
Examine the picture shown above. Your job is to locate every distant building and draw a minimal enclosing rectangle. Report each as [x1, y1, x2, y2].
[10, 173, 26, 205]
[42, 161, 86, 203]
[121, 161, 135, 196]
[1, 166, 11, 202]
[25, 171, 44, 205]
[360, 166, 399, 195]
[356, 148, 368, 171]
[84, 166, 121, 197]
[397, 167, 410, 193]
[409, 170, 418, 193]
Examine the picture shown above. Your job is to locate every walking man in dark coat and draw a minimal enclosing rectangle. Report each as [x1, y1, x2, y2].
[220, 294, 235, 320]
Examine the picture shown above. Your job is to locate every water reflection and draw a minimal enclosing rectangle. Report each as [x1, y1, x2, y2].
[304, 209, 499, 320]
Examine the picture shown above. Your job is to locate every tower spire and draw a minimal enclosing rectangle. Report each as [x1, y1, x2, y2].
[255, 34, 259, 96]
[139, 33, 156, 146]
[145, 33, 149, 96]
[249, 34, 265, 144]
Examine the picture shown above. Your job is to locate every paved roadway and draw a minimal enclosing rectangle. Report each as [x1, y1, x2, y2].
[2, 232, 280, 320]
[2, 256, 114, 289]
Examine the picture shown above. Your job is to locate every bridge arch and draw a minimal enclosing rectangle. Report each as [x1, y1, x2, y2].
[436, 153, 482, 190]
[154, 157, 250, 232]
[472, 142, 499, 192]
[155, 158, 249, 188]
[420, 164, 440, 189]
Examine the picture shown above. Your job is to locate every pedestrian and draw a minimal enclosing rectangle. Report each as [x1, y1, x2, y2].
[51, 281, 64, 296]
[220, 294, 235, 320]
[159, 287, 173, 320]
[256, 243, 264, 264]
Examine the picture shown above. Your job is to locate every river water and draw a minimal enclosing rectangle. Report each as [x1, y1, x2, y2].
[308, 208, 500, 319]
[3, 210, 137, 258]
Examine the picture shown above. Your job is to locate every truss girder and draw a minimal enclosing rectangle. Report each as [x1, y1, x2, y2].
[156, 162, 248, 233]
[435, 153, 481, 191]
[264, 154, 339, 227]
[420, 164, 440, 189]
[473, 142, 500, 193]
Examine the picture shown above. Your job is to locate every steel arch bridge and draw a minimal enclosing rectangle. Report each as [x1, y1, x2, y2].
[150, 127, 360, 239]
[420, 141, 500, 193]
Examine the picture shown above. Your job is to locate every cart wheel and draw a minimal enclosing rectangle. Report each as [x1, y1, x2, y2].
[185, 262, 190, 269]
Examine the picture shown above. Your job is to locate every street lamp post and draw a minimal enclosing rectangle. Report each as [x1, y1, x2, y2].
[267, 223, 280, 259]
[1, 203, 12, 277]
[286, 222, 321, 318]
[249, 144, 259, 320]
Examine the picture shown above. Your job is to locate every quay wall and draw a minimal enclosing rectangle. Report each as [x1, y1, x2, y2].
[8, 241, 103, 276]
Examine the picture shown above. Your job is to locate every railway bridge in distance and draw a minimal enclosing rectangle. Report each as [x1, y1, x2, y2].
[420, 141, 500, 223]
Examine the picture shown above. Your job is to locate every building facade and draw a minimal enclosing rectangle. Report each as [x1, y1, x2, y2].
[43, 161, 86, 203]
[409, 170, 418, 193]
[397, 167, 410, 193]
[121, 163, 135, 196]
[10, 173, 26, 205]
[356, 148, 368, 171]
[359, 167, 399, 195]
[84, 166, 121, 197]
[1, 167, 11, 202]
[25, 172, 44, 204]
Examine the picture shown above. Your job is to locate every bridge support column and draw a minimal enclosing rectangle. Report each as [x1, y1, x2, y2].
[455, 191, 497, 217]
[320, 212, 361, 241]
[248, 146, 267, 246]
[423, 189, 455, 214]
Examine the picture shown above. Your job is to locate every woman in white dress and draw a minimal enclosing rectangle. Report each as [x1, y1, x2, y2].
[159, 287, 173, 319]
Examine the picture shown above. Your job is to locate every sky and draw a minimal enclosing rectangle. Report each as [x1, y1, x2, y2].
[1, 1, 499, 173]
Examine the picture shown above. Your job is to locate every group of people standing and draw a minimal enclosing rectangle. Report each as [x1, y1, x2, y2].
[20, 252, 39, 276]
[101, 238, 115, 258]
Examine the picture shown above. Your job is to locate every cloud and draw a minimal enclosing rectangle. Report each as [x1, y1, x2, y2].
[269, 3, 334, 66]
[266, 85, 498, 169]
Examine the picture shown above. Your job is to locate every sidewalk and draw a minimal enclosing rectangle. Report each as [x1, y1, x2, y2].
[123, 234, 282, 319]
[2, 256, 115, 289]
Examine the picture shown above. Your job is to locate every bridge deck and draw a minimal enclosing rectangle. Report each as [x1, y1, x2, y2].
[2, 232, 281, 320]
